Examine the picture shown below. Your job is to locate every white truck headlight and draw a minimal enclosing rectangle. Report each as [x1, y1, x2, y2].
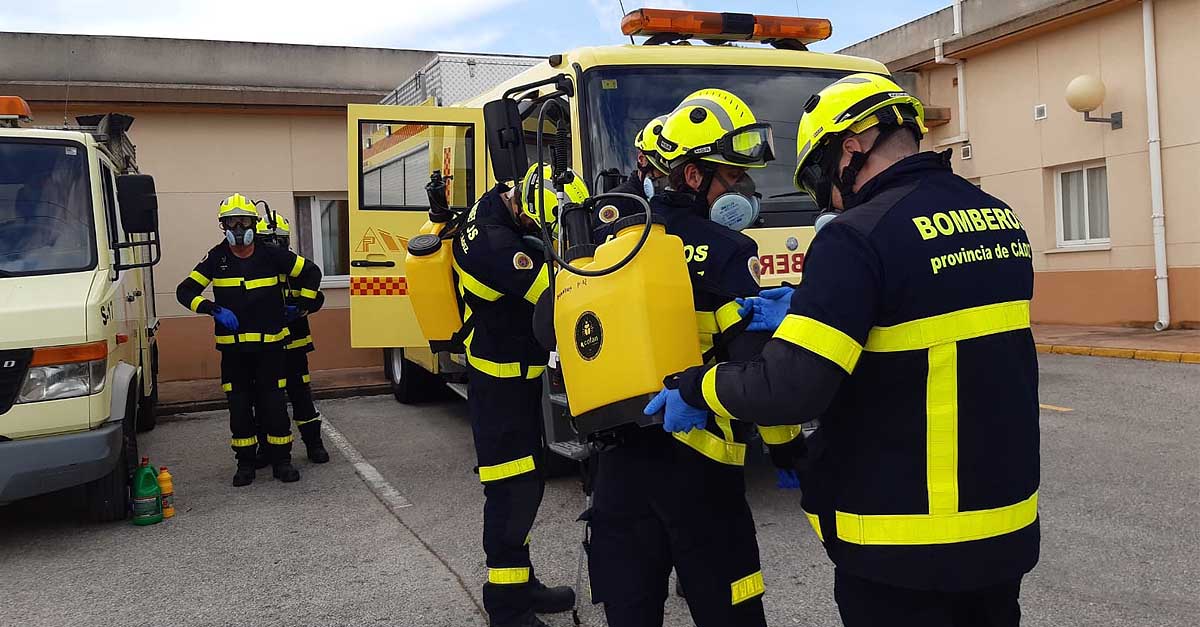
[16, 341, 108, 404]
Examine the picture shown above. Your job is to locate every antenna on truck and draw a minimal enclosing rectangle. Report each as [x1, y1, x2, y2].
[617, 0, 635, 44]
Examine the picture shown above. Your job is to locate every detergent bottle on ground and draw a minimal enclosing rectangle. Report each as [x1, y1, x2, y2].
[157, 466, 175, 519]
[131, 457, 163, 526]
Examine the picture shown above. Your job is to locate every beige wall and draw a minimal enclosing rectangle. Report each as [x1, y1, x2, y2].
[916, 0, 1200, 326]
[30, 103, 379, 380]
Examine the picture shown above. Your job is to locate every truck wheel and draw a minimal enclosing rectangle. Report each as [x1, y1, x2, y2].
[136, 344, 159, 433]
[384, 348, 422, 404]
[85, 383, 139, 522]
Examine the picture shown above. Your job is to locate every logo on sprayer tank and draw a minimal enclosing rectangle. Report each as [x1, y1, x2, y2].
[575, 311, 603, 361]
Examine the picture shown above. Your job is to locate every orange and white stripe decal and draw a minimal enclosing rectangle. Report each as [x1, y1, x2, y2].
[351, 276, 408, 296]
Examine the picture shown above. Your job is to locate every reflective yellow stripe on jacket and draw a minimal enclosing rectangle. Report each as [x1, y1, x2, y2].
[830, 300, 1036, 546]
[462, 329, 545, 380]
[215, 329, 291, 344]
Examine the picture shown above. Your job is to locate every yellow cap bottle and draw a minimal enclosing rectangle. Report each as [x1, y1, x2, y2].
[157, 466, 175, 519]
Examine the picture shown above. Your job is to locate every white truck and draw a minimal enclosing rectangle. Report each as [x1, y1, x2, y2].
[0, 96, 162, 521]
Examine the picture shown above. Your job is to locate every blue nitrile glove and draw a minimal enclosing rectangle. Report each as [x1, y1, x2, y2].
[284, 305, 301, 323]
[741, 286, 794, 332]
[211, 306, 239, 332]
[644, 384, 708, 434]
[776, 469, 801, 490]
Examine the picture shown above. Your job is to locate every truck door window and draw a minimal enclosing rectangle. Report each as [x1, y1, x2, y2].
[358, 120, 477, 211]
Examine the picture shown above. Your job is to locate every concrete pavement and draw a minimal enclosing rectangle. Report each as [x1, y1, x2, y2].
[2, 354, 1198, 626]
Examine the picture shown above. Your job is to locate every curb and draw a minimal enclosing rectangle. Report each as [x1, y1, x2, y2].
[156, 383, 392, 421]
[1035, 343, 1200, 364]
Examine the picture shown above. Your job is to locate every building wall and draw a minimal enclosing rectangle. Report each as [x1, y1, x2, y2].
[31, 103, 380, 381]
[915, 0, 1200, 326]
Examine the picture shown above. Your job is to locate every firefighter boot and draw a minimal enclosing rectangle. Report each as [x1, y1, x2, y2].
[299, 417, 330, 464]
[272, 459, 301, 483]
[529, 579, 575, 614]
[232, 462, 256, 487]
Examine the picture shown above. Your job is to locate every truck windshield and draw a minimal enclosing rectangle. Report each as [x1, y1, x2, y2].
[0, 140, 96, 277]
[584, 66, 853, 223]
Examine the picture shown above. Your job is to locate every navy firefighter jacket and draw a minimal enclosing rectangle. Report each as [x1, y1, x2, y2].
[452, 184, 551, 380]
[678, 151, 1041, 591]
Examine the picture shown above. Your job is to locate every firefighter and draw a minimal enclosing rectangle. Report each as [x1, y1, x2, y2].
[654, 74, 1040, 627]
[587, 89, 802, 627]
[453, 163, 586, 627]
[596, 115, 671, 227]
[176, 193, 322, 486]
[251, 213, 330, 466]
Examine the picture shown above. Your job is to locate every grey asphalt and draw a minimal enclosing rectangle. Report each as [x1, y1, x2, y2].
[1, 354, 1197, 627]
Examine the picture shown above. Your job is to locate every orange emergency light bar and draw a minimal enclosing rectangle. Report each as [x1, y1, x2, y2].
[0, 96, 33, 122]
[621, 8, 832, 45]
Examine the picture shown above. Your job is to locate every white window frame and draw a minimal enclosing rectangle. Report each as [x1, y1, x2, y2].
[299, 194, 351, 288]
[1054, 161, 1110, 248]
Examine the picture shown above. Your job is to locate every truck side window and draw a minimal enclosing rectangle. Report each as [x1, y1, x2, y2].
[100, 162, 127, 266]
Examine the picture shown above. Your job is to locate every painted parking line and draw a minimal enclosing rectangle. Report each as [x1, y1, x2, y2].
[1040, 403, 1074, 412]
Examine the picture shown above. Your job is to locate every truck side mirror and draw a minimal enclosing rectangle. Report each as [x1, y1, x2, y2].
[483, 98, 528, 183]
[116, 174, 159, 233]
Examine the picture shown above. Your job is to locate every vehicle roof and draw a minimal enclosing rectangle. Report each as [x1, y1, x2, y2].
[0, 127, 96, 144]
[457, 44, 889, 107]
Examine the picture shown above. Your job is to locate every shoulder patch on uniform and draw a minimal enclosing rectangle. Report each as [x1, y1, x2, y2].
[513, 251, 534, 270]
[598, 205, 620, 224]
[748, 256, 762, 284]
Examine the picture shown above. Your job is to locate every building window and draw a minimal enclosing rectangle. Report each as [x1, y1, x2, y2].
[295, 195, 350, 286]
[1056, 164, 1109, 246]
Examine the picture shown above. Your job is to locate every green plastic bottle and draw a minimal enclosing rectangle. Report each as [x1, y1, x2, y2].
[131, 456, 163, 526]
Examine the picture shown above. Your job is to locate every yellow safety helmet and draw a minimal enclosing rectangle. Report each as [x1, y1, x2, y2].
[519, 162, 590, 225]
[793, 73, 929, 190]
[634, 115, 669, 174]
[218, 193, 258, 220]
[255, 213, 291, 236]
[655, 88, 775, 170]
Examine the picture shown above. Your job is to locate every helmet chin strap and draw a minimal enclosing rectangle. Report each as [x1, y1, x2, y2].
[691, 164, 718, 218]
[833, 124, 903, 210]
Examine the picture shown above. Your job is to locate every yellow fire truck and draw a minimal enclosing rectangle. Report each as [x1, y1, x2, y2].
[347, 8, 890, 461]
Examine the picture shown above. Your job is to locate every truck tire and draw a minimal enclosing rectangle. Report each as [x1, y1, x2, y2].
[136, 344, 159, 433]
[85, 382, 139, 522]
[384, 348, 452, 404]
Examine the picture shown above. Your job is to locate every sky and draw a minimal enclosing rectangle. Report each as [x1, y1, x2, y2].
[0, 0, 949, 55]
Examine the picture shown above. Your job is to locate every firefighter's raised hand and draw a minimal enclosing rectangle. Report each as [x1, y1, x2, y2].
[211, 306, 240, 332]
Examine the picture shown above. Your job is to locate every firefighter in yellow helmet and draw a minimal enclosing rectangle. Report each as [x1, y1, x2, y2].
[251, 211, 329, 466]
[596, 115, 671, 226]
[587, 89, 801, 627]
[654, 73, 1040, 627]
[453, 163, 586, 627]
[175, 193, 322, 486]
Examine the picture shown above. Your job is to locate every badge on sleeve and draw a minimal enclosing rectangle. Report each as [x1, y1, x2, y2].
[748, 256, 762, 284]
[598, 205, 620, 224]
[513, 251, 534, 270]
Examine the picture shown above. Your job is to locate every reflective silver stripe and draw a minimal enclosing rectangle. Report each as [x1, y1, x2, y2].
[672, 97, 734, 131]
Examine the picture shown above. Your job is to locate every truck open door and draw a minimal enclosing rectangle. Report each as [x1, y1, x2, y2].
[346, 104, 486, 383]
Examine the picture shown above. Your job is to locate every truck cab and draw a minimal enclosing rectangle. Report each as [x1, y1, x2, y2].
[345, 9, 889, 462]
[0, 97, 162, 521]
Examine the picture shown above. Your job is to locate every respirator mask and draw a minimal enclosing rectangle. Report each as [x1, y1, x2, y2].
[222, 217, 256, 247]
[702, 168, 760, 232]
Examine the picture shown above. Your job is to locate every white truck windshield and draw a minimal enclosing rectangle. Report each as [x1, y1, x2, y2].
[0, 140, 96, 277]
[584, 66, 853, 224]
